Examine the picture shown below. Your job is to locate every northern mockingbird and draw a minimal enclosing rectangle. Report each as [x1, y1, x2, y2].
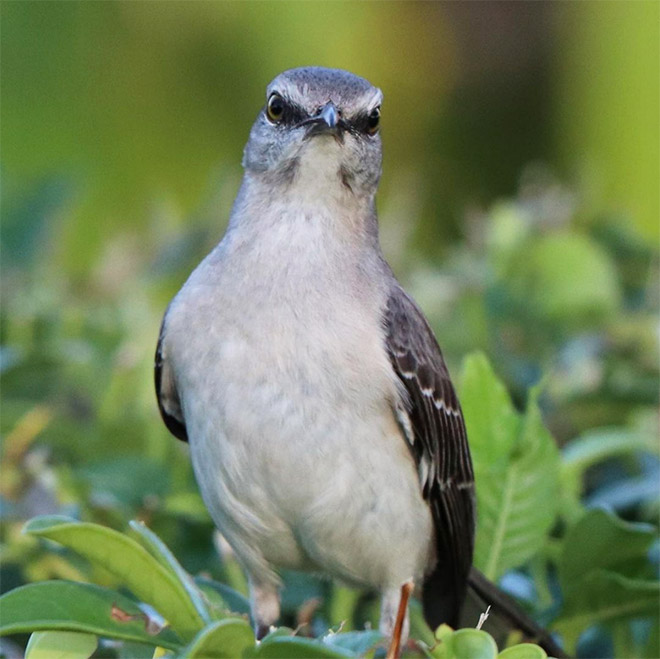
[155, 66, 476, 641]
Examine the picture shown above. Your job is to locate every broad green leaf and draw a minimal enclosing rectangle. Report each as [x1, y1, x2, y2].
[505, 232, 620, 326]
[259, 627, 296, 642]
[327, 585, 361, 633]
[322, 630, 384, 655]
[120, 641, 160, 658]
[559, 508, 656, 587]
[461, 354, 560, 579]
[23, 516, 205, 638]
[195, 576, 251, 616]
[560, 428, 657, 522]
[183, 619, 255, 658]
[129, 520, 212, 624]
[498, 643, 547, 659]
[192, 581, 234, 622]
[459, 352, 520, 468]
[449, 629, 498, 659]
[434, 624, 454, 642]
[25, 631, 97, 659]
[163, 491, 211, 523]
[562, 427, 656, 473]
[552, 571, 660, 652]
[254, 636, 354, 658]
[0, 581, 182, 650]
[432, 628, 498, 658]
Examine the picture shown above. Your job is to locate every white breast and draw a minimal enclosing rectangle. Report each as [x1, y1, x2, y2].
[165, 201, 434, 590]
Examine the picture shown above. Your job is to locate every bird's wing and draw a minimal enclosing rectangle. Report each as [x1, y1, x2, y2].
[155, 317, 188, 442]
[384, 284, 475, 628]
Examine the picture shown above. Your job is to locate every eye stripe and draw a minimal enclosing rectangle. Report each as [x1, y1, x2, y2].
[349, 108, 381, 135]
[284, 103, 307, 125]
[265, 96, 380, 136]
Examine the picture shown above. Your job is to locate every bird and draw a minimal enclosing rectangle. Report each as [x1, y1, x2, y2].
[155, 66, 556, 651]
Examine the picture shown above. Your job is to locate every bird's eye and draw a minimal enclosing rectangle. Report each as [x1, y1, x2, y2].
[367, 107, 380, 135]
[267, 93, 285, 123]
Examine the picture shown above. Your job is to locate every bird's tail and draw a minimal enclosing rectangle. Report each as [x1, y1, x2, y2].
[421, 560, 463, 631]
[461, 568, 567, 658]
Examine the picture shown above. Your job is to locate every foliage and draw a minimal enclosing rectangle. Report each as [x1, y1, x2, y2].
[460, 354, 560, 580]
[1, 349, 658, 657]
[2, 3, 657, 275]
[1, 516, 553, 658]
[1, 6, 658, 657]
[2, 169, 658, 657]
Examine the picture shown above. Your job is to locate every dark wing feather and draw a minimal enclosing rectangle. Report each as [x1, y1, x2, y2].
[155, 319, 188, 442]
[384, 285, 475, 628]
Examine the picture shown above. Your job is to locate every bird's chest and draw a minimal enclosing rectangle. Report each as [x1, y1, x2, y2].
[165, 215, 432, 583]
[170, 215, 397, 457]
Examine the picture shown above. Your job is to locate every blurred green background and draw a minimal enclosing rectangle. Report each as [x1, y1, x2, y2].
[1, 2, 658, 657]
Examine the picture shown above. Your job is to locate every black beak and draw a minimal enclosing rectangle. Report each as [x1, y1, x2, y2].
[300, 101, 345, 139]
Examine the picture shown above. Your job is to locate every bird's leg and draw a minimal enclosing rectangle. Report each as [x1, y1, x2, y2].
[248, 578, 281, 640]
[382, 580, 414, 659]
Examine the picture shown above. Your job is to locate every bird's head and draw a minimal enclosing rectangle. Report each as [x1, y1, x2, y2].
[242, 67, 383, 197]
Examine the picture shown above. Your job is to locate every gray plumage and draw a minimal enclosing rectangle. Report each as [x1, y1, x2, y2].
[155, 66, 475, 639]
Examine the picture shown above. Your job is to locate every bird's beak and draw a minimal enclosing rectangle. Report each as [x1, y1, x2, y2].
[317, 102, 338, 130]
[302, 101, 344, 140]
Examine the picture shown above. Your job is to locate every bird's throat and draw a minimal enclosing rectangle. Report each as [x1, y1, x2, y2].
[289, 137, 348, 202]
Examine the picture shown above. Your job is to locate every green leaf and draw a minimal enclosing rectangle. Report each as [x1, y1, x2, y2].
[0, 581, 182, 650]
[25, 631, 98, 659]
[163, 491, 211, 523]
[129, 520, 212, 624]
[114, 640, 157, 659]
[254, 636, 355, 658]
[434, 624, 454, 642]
[327, 585, 361, 633]
[562, 427, 656, 474]
[259, 627, 296, 642]
[460, 354, 560, 579]
[643, 616, 660, 659]
[432, 628, 498, 659]
[79, 458, 170, 508]
[459, 352, 519, 468]
[505, 232, 620, 326]
[449, 629, 498, 658]
[559, 508, 656, 587]
[498, 643, 547, 659]
[195, 577, 251, 616]
[322, 630, 384, 655]
[23, 516, 205, 639]
[552, 571, 660, 652]
[561, 428, 658, 522]
[560, 427, 658, 522]
[183, 619, 255, 658]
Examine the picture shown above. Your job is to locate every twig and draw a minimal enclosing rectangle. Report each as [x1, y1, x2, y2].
[476, 605, 491, 630]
